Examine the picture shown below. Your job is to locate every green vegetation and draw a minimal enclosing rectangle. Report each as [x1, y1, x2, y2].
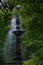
[0, 0, 43, 65]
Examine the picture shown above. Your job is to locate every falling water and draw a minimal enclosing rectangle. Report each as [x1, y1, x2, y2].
[4, 16, 16, 63]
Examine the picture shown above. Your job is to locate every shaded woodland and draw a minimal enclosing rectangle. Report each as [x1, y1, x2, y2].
[0, 0, 43, 65]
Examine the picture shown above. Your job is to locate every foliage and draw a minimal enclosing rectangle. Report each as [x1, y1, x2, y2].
[0, 0, 43, 65]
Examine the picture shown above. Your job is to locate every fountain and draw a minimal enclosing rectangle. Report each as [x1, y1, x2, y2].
[12, 6, 25, 65]
[12, 15, 25, 65]
[0, 5, 25, 65]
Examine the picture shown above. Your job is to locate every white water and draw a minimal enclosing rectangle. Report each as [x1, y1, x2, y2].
[4, 17, 16, 63]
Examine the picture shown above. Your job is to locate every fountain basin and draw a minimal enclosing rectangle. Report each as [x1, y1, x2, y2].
[12, 29, 25, 36]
